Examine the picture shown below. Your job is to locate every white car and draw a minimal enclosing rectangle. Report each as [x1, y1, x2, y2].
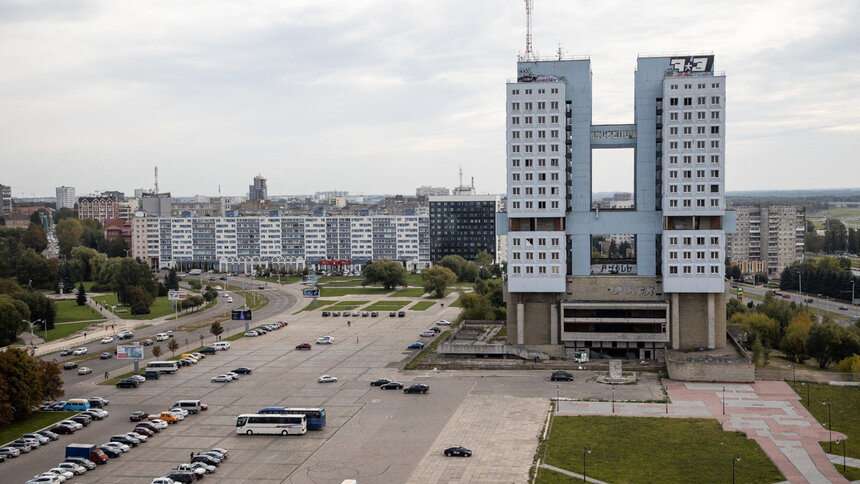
[59, 420, 83, 430]
[211, 375, 231, 383]
[214, 286, 222, 290]
[103, 441, 130, 453]
[72, 347, 87, 355]
[226, 371, 240, 380]
[167, 410, 185, 420]
[181, 358, 197, 366]
[34, 473, 66, 483]
[191, 352, 205, 360]
[419, 331, 436, 337]
[152, 478, 176, 484]
[435, 319, 452, 326]
[318, 375, 338, 383]
[101, 337, 114, 344]
[126, 431, 148, 442]
[86, 408, 109, 418]
[244, 331, 258, 337]
[169, 407, 189, 417]
[27, 476, 61, 484]
[56, 463, 86, 475]
[47, 469, 74, 480]
[190, 461, 216, 474]
[316, 336, 334, 344]
[174, 464, 206, 476]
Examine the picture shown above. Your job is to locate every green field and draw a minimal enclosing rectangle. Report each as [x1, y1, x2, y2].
[410, 301, 436, 311]
[0, 411, 77, 444]
[393, 287, 427, 297]
[322, 279, 368, 287]
[364, 300, 410, 311]
[54, 299, 105, 324]
[43, 321, 98, 342]
[254, 275, 302, 284]
[96, 294, 177, 320]
[319, 287, 393, 297]
[536, 416, 784, 484]
[326, 300, 370, 311]
[789, 382, 860, 460]
[297, 299, 336, 312]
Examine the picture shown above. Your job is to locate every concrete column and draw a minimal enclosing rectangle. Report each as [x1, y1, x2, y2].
[550, 304, 558, 345]
[671, 293, 679, 349]
[516, 303, 525, 345]
[707, 293, 715, 349]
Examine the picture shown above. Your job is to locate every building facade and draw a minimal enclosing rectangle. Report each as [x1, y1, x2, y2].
[0, 185, 11, 216]
[132, 214, 430, 273]
[429, 195, 501, 263]
[504, 54, 728, 360]
[727, 205, 805, 275]
[77, 196, 119, 223]
[416, 186, 450, 197]
[55, 186, 76, 210]
[249, 175, 267, 201]
[141, 192, 172, 217]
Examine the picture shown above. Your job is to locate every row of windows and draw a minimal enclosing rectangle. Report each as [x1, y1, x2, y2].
[665, 111, 721, 121]
[667, 236, 721, 246]
[510, 87, 560, 95]
[666, 198, 721, 208]
[667, 125, 720, 135]
[667, 184, 721, 194]
[511, 172, 561, 181]
[511, 251, 561, 260]
[668, 169, 721, 179]
[511, 186, 562, 196]
[667, 140, 721, 150]
[668, 82, 721, 90]
[511, 237, 561, 246]
[511, 130, 562, 139]
[667, 265, 721, 275]
[668, 96, 720, 106]
[510, 101, 561, 111]
[511, 158, 561, 167]
[510, 144, 562, 153]
[510, 265, 562, 275]
[510, 115, 562, 125]
[667, 250, 721, 260]
[668, 155, 720, 164]
[511, 201, 561, 210]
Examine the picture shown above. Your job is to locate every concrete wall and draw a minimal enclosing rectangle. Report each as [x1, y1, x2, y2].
[566, 275, 663, 301]
[666, 356, 754, 383]
[676, 292, 726, 349]
[506, 292, 562, 345]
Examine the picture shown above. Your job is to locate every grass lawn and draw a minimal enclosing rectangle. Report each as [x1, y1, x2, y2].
[536, 416, 784, 484]
[319, 287, 393, 297]
[54, 300, 105, 324]
[43, 321, 98, 342]
[327, 300, 370, 311]
[364, 300, 410, 311]
[255, 275, 302, 284]
[788, 382, 860, 460]
[322, 279, 368, 287]
[410, 301, 436, 311]
[449, 295, 464, 307]
[96, 294, 177, 320]
[297, 300, 336, 312]
[393, 287, 426, 297]
[0, 411, 77, 444]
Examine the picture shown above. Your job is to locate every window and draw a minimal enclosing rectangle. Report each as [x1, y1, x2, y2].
[670, 112, 678, 120]
[710, 184, 719, 193]
[684, 127, 692, 135]
[710, 251, 719, 259]
[512, 89, 519, 95]
[697, 251, 705, 259]
[551, 115, 559, 123]
[525, 266, 533, 274]
[683, 266, 691, 274]
[670, 84, 678, 90]
[697, 184, 705, 193]
[512, 131, 520, 139]
[684, 112, 692, 120]
[711, 126, 720, 134]
[697, 169, 705, 177]
[711, 140, 720, 148]
[551, 158, 559, 166]
[512, 238, 521, 246]
[552, 252, 559, 259]
[551, 173, 559, 180]
[711, 265, 720, 274]
[669, 251, 678, 259]
[525, 173, 533, 180]
[711, 169, 720, 177]
[683, 141, 692, 149]
[697, 141, 705, 149]
[670, 98, 678, 106]
[710, 199, 719, 207]
[524, 159, 533, 166]
[538, 89, 544, 93]
[710, 237, 719, 245]
[697, 96, 706, 105]
[669, 237, 678, 245]
[538, 266, 547, 274]
[697, 126, 705, 134]
[683, 155, 691, 164]
[697, 111, 706, 120]
[551, 101, 559, 109]
[512, 202, 520, 208]
[683, 170, 691, 179]
[669, 185, 678, 193]
[669, 266, 678, 274]
[670, 127, 678, 135]
[524, 102, 533, 110]
[537, 102, 545, 109]
[711, 155, 720, 163]
[512, 173, 520, 181]
[550, 130, 558, 138]
[697, 266, 705, 274]
[669, 142, 678, 149]
[683, 199, 691, 207]
[711, 111, 720, 119]
[551, 88, 558, 93]
[669, 200, 678, 207]
[525, 131, 533, 139]
[512, 159, 520, 166]
[537, 201, 546, 209]
[513, 266, 521, 274]
[711, 96, 720, 104]
[512, 187, 520, 195]
[538, 116, 545, 123]
[684, 97, 692, 106]
[670, 156, 678, 164]
[525, 116, 532, 124]
[683, 237, 691, 245]
[512, 117, 519, 124]
[669, 170, 678, 179]
[712, 83, 720, 88]
[683, 185, 691, 193]
[525, 145, 533, 152]
[538, 145, 546, 152]
[512, 252, 521, 260]
[511, 102, 520, 110]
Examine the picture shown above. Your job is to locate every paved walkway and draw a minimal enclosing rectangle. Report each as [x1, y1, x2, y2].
[555, 380, 848, 484]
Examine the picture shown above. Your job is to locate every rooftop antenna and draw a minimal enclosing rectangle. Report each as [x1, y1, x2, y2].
[458, 166, 464, 188]
[557, 44, 564, 60]
[154, 166, 159, 193]
[524, 0, 535, 61]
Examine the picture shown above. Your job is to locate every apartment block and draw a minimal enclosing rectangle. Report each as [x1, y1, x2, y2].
[727, 205, 805, 275]
[429, 195, 501, 263]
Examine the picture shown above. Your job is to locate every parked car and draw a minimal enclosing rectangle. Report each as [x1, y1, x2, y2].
[321, 311, 330, 317]
[116, 378, 139, 389]
[370, 378, 392, 386]
[59, 349, 72, 357]
[371, 311, 378, 317]
[55, 462, 85, 475]
[199, 346, 216, 355]
[88, 397, 109, 407]
[332, 311, 340, 316]
[64, 457, 96, 470]
[0, 447, 21, 458]
[23, 433, 50, 445]
[142, 339, 154, 346]
[244, 331, 259, 337]
[211, 375, 231, 383]
[398, 311, 406, 317]
[404, 383, 430, 394]
[318, 375, 338, 383]
[100, 352, 113, 359]
[132, 426, 154, 437]
[443, 445, 472, 457]
[419, 331, 436, 337]
[380, 381, 404, 390]
[407, 342, 424, 350]
[389, 312, 396, 317]
[141, 370, 160, 380]
[62, 362, 78, 370]
[110, 435, 139, 447]
[232, 367, 252, 374]
[135, 421, 160, 433]
[77, 367, 93, 375]
[295, 343, 312, 350]
[551, 371, 574, 382]
[342, 312, 350, 318]
[129, 411, 148, 421]
[72, 347, 87, 355]
[98, 445, 121, 458]
[103, 442, 130, 453]
[166, 470, 198, 483]
[37, 430, 59, 441]
[316, 336, 334, 344]
[100, 337, 114, 344]
[190, 454, 220, 467]
[50, 424, 76, 435]
[838, 306, 848, 310]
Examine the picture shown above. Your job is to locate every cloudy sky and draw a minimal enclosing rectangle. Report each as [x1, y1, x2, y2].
[1, 0, 858, 199]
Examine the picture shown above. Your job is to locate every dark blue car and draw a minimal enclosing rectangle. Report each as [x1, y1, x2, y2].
[407, 342, 424, 350]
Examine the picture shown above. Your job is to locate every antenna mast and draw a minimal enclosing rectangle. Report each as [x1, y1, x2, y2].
[524, 0, 535, 61]
[458, 166, 464, 188]
[154, 166, 159, 193]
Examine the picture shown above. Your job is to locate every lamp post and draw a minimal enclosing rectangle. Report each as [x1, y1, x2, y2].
[835, 438, 847, 472]
[722, 386, 726, 415]
[822, 400, 832, 452]
[612, 386, 615, 414]
[583, 444, 591, 483]
[732, 453, 741, 484]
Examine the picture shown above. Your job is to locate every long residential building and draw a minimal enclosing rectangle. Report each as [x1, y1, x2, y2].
[131, 213, 430, 273]
[504, 53, 730, 360]
[727, 205, 805, 275]
[429, 195, 501, 262]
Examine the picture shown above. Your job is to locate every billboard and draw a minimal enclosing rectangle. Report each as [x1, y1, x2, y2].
[117, 345, 144, 360]
[232, 309, 252, 321]
[302, 288, 320, 298]
[168, 290, 187, 301]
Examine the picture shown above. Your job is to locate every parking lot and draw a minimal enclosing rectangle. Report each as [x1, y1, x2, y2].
[8, 289, 665, 483]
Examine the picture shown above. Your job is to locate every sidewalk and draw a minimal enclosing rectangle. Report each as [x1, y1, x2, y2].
[555, 380, 849, 484]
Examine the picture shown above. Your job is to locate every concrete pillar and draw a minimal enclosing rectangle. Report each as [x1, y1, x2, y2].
[550, 304, 558, 345]
[516, 303, 524, 345]
[707, 293, 715, 349]
[671, 293, 679, 349]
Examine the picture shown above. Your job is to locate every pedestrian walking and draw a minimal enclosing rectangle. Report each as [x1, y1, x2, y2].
[190, 452, 194, 461]
[356, 336, 359, 343]
[347, 320, 351, 327]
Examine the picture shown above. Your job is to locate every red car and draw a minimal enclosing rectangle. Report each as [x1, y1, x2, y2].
[295, 343, 312, 350]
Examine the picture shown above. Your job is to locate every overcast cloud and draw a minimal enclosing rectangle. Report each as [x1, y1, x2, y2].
[1, 0, 858, 198]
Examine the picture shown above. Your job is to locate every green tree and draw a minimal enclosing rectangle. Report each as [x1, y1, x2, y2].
[69, 246, 106, 282]
[167, 338, 179, 356]
[101, 257, 157, 305]
[76, 282, 87, 306]
[362, 259, 407, 290]
[33, 357, 64, 402]
[210, 322, 224, 340]
[805, 322, 859, 369]
[128, 285, 153, 315]
[55, 261, 74, 294]
[726, 298, 747, 319]
[837, 354, 860, 373]
[459, 292, 494, 320]
[824, 218, 848, 253]
[80, 218, 105, 250]
[164, 268, 179, 291]
[52, 207, 77, 224]
[103, 237, 128, 258]
[0, 294, 30, 346]
[13, 292, 56, 331]
[0, 348, 42, 424]
[22, 223, 48, 253]
[16, 249, 54, 289]
[0, 232, 24, 278]
[203, 286, 218, 301]
[779, 313, 813, 364]
[151, 345, 162, 358]
[56, 218, 84, 257]
[750, 335, 764, 367]
[422, 266, 457, 298]
[729, 312, 780, 349]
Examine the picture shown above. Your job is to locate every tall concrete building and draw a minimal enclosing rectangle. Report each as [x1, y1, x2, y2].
[429, 195, 501, 263]
[249, 175, 267, 201]
[0, 185, 11, 216]
[140, 192, 172, 217]
[727, 205, 805, 275]
[55, 186, 76, 209]
[504, 54, 728, 360]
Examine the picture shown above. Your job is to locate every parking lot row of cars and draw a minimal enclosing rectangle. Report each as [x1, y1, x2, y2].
[151, 448, 229, 483]
[368, 379, 430, 394]
[321, 310, 408, 317]
[244, 320, 287, 337]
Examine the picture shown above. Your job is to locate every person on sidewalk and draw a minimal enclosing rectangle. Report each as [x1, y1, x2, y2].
[347, 321, 351, 327]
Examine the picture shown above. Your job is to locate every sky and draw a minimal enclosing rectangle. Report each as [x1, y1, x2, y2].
[1, 0, 859, 199]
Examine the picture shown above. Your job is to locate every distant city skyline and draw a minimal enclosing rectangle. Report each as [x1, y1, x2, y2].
[2, 1, 859, 198]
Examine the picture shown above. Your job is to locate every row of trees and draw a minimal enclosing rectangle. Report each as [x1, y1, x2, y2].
[0, 279, 58, 346]
[728, 293, 860, 370]
[805, 218, 860, 255]
[779, 258, 856, 302]
[0, 348, 64, 426]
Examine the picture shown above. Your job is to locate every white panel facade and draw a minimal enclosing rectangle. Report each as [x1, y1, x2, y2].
[215, 219, 237, 258]
[304, 218, 327, 260]
[259, 218, 281, 258]
[506, 81, 567, 219]
[351, 217, 373, 260]
[395, 216, 421, 260]
[662, 230, 725, 293]
[507, 231, 566, 292]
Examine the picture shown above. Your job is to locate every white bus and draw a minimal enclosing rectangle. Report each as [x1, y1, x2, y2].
[235, 413, 307, 436]
[146, 361, 179, 374]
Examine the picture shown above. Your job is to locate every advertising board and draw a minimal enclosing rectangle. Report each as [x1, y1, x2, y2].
[117, 345, 144, 360]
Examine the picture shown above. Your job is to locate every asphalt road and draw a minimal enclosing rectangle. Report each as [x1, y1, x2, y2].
[733, 283, 859, 321]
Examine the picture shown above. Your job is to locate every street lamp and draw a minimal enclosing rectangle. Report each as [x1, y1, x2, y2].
[732, 453, 741, 484]
[835, 438, 847, 472]
[583, 444, 592, 483]
[800, 382, 810, 407]
[822, 400, 832, 452]
[612, 386, 615, 414]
